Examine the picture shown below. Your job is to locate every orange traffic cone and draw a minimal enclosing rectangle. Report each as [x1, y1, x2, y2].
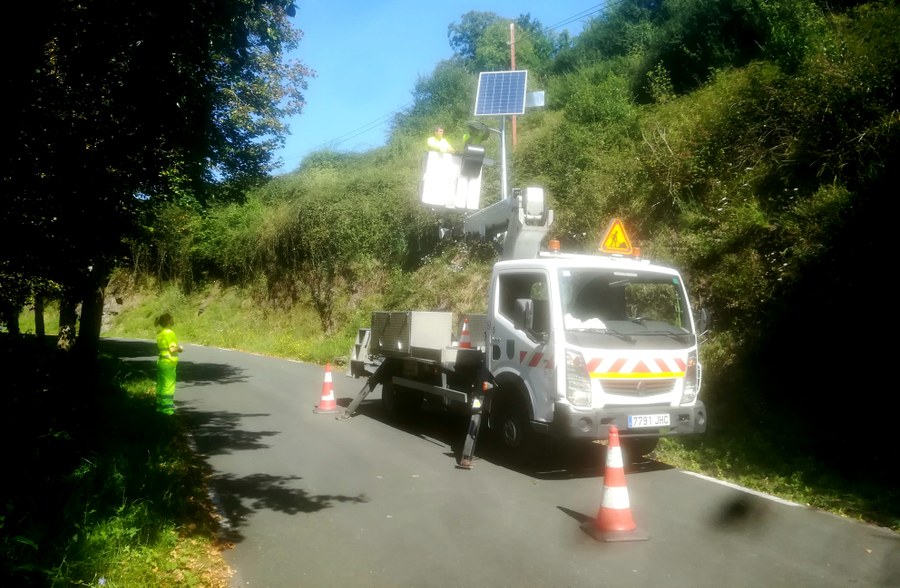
[313, 363, 340, 414]
[459, 318, 472, 349]
[581, 425, 648, 542]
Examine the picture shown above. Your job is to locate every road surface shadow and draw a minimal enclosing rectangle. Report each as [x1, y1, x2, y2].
[100, 337, 157, 358]
[177, 360, 249, 387]
[342, 395, 674, 479]
[101, 338, 249, 387]
[182, 408, 278, 455]
[180, 405, 368, 544]
[210, 472, 368, 544]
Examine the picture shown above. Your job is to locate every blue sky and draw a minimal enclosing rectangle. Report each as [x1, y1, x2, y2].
[273, 1, 600, 174]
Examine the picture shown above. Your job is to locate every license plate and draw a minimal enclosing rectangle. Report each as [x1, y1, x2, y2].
[627, 413, 670, 428]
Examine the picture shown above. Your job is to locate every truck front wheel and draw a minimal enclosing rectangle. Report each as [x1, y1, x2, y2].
[489, 392, 531, 454]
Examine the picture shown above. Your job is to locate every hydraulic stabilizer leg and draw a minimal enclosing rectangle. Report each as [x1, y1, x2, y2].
[457, 372, 493, 469]
[457, 408, 482, 469]
[339, 362, 387, 420]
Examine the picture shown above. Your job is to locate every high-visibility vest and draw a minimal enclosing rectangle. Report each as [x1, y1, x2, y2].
[427, 136, 454, 153]
[157, 328, 180, 361]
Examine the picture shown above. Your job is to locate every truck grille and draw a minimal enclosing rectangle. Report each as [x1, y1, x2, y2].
[600, 379, 675, 398]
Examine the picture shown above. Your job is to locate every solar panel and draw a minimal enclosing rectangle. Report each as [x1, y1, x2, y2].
[474, 70, 528, 116]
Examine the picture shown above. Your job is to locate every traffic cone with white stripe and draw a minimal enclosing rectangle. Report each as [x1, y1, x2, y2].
[581, 425, 648, 542]
[313, 363, 340, 414]
[459, 318, 472, 349]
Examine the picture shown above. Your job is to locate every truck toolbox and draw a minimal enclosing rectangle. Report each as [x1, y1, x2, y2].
[369, 311, 452, 362]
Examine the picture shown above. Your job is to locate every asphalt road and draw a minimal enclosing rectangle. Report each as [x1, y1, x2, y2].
[105, 339, 900, 588]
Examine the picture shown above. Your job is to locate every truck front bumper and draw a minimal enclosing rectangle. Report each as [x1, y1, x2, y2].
[548, 401, 707, 440]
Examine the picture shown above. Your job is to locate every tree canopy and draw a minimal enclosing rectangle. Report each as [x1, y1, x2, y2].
[448, 10, 567, 76]
[1, 0, 314, 352]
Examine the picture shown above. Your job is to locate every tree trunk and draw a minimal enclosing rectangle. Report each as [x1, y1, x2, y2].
[57, 294, 78, 351]
[77, 283, 105, 359]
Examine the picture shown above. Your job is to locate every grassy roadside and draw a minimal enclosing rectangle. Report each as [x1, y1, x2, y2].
[656, 434, 899, 532]
[1, 335, 232, 587]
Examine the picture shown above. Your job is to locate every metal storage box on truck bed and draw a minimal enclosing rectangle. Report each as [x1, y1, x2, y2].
[369, 311, 452, 362]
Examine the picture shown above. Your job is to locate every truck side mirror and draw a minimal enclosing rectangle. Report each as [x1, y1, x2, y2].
[695, 307, 710, 337]
[514, 298, 547, 344]
[513, 298, 533, 332]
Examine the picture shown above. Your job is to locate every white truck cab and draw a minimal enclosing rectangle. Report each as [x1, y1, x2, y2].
[483, 243, 707, 454]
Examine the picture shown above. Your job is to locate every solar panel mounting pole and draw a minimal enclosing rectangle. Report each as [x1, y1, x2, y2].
[510, 23, 517, 149]
[499, 116, 508, 200]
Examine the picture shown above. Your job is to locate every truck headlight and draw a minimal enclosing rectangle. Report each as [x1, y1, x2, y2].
[565, 349, 592, 407]
[680, 351, 701, 405]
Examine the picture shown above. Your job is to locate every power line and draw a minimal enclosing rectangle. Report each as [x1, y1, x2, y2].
[543, 3, 608, 32]
[281, 101, 413, 167]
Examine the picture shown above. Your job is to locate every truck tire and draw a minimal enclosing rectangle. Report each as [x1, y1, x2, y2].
[381, 381, 422, 421]
[620, 437, 659, 462]
[488, 390, 534, 461]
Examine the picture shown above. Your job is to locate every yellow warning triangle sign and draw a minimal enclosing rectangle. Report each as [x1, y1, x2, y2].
[599, 218, 633, 255]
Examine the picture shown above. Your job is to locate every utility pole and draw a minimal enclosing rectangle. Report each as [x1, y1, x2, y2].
[510, 22, 517, 148]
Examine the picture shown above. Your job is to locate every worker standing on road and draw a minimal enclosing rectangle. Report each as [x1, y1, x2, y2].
[427, 126, 456, 153]
[155, 312, 184, 415]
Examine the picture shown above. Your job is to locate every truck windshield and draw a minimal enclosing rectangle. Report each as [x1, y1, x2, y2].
[560, 268, 693, 349]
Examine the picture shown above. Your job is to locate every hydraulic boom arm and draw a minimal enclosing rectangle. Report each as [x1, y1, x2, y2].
[462, 186, 554, 260]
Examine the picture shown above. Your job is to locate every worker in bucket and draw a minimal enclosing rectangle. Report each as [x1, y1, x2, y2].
[427, 125, 456, 153]
[155, 312, 184, 415]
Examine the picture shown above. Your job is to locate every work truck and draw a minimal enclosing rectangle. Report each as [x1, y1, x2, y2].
[345, 71, 707, 466]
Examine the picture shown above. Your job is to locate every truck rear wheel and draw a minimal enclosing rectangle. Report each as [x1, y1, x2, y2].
[381, 381, 422, 421]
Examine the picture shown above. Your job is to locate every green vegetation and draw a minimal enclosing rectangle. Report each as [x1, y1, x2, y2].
[2, 0, 313, 355]
[1, 336, 232, 587]
[4, 1, 900, 584]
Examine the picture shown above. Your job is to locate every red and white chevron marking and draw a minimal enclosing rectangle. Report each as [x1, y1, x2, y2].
[518, 350, 553, 369]
[586, 356, 686, 379]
